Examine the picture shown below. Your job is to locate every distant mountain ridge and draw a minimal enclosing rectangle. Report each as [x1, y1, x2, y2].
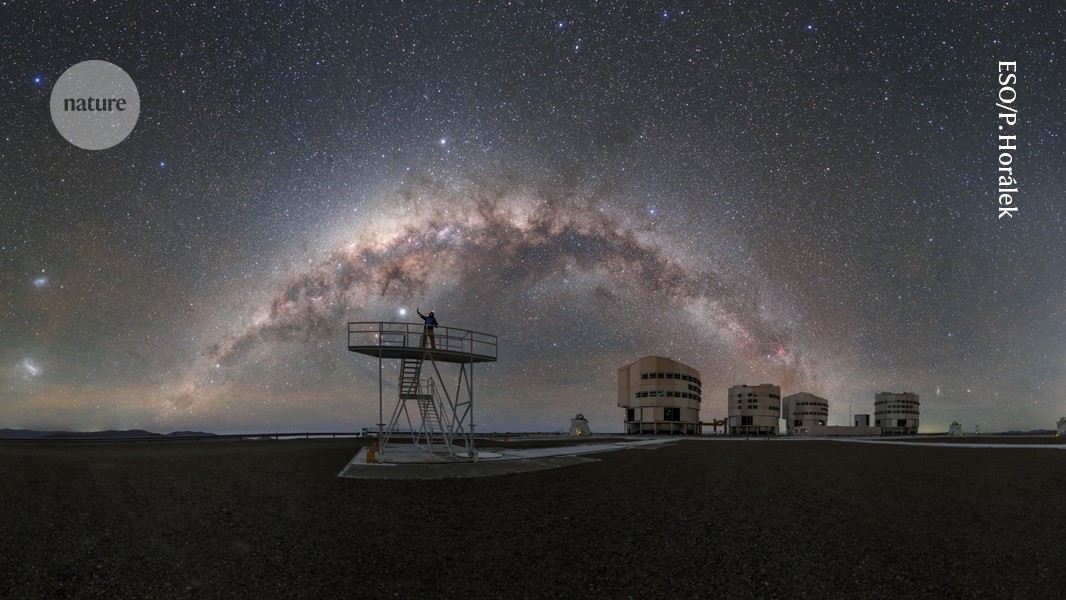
[0, 428, 216, 439]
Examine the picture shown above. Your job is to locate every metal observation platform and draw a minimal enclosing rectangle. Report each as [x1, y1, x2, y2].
[347, 322, 498, 462]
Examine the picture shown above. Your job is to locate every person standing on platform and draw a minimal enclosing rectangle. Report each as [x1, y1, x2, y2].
[417, 307, 438, 349]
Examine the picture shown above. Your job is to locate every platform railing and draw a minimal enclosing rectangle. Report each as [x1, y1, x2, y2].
[347, 321, 497, 360]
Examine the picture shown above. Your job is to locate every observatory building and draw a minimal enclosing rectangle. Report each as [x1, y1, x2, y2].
[948, 421, 963, 436]
[781, 391, 879, 436]
[569, 414, 591, 436]
[617, 356, 702, 435]
[728, 384, 781, 435]
[783, 392, 828, 434]
[874, 392, 920, 434]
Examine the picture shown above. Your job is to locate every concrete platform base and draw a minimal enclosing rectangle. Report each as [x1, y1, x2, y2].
[337, 438, 676, 479]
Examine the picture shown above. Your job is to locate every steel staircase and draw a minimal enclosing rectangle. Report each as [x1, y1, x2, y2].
[416, 381, 445, 448]
[397, 356, 451, 453]
[399, 357, 423, 399]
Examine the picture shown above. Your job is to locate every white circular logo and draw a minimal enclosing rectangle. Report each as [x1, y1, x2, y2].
[50, 60, 140, 150]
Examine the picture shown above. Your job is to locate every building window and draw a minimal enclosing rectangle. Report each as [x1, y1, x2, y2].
[741, 416, 753, 425]
[627, 408, 634, 422]
[664, 407, 680, 421]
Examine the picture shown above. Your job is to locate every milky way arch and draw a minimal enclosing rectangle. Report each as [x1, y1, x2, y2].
[212, 179, 789, 362]
[166, 176, 808, 417]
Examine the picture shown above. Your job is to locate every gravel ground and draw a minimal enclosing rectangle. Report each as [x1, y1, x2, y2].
[1, 438, 1063, 599]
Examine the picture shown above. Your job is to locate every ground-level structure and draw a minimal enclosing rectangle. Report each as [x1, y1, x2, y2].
[789, 424, 881, 436]
[347, 321, 498, 462]
[1057, 417, 1065, 437]
[617, 356, 702, 435]
[569, 414, 591, 436]
[728, 384, 781, 435]
[874, 392, 920, 434]
[783, 392, 828, 434]
[948, 421, 963, 436]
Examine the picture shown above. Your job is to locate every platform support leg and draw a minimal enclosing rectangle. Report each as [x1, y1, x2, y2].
[377, 353, 383, 461]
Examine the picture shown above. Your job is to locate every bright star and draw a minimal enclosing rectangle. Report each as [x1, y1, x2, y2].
[439, 138, 447, 146]
[33, 76, 42, 85]
[399, 308, 408, 317]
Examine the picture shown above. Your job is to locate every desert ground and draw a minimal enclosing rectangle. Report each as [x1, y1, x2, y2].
[1, 436, 1063, 599]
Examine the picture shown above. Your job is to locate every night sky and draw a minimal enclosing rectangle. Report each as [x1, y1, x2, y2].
[2, 2, 1063, 434]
